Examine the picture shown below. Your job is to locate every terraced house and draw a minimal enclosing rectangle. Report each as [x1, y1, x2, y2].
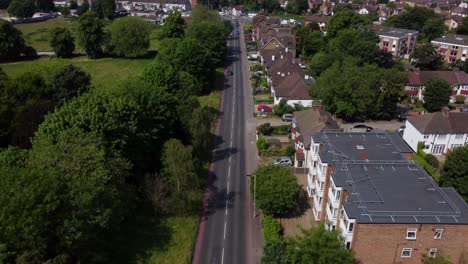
[306, 131, 468, 264]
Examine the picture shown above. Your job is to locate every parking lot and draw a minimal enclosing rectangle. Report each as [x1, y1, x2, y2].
[338, 119, 405, 132]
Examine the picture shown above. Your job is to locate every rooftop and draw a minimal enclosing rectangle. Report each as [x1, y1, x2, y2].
[375, 27, 418, 38]
[293, 108, 339, 149]
[432, 34, 468, 46]
[408, 70, 468, 85]
[273, 72, 311, 101]
[407, 111, 468, 134]
[312, 131, 468, 224]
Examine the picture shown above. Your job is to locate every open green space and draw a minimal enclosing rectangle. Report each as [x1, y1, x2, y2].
[14, 17, 162, 52]
[0, 55, 154, 89]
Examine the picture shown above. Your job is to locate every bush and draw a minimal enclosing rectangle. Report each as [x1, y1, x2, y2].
[283, 145, 295, 157]
[417, 141, 427, 157]
[251, 165, 299, 216]
[257, 136, 268, 151]
[254, 97, 274, 103]
[455, 95, 466, 104]
[425, 154, 440, 169]
[271, 125, 290, 135]
[257, 123, 273, 135]
[263, 216, 281, 242]
[413, 154, 437, 180]
[260, 146, 283, 157]
[273, 99, 294, 116]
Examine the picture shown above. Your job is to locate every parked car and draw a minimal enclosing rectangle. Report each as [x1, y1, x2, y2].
[272, 156, 292, 166]
[257, 104, 272, 112]
[461, 105, 468, 112]
[397, 125, 406, 134]
[353, 124, 374, 132]
[281, 114, 294, 122]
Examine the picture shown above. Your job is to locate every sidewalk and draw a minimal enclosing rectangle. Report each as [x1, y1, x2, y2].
[239, 20, 264, 264]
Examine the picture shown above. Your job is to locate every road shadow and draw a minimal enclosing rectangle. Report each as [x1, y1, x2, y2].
[203, 183, 237, 218]
[213, 147, 238, 163]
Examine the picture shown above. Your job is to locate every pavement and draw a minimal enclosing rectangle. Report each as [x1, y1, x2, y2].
[192, 18, 263, 264]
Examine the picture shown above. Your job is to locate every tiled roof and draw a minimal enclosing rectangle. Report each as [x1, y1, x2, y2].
[293, 108, 339, 148]
[266, 57, 303, 76]
[407, 111, 468, 134]
[273, 72, 311, 100]
[304, 15, 327, 23]
[261, 47, 293, 65]
[408, 70, 468, 86]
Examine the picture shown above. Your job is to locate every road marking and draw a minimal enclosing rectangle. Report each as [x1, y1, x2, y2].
[221, 247, 225, 264]
[223, 221, 227, 240]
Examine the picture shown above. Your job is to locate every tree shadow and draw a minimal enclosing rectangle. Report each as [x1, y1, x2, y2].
[282, 188, 310, 219]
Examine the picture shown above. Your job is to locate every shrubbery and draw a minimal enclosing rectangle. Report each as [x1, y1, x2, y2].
[263, 215, 281, 242]
[257, 123, 273, 135]
[425, 154, 440, 169]
[455, 95, 466, 104]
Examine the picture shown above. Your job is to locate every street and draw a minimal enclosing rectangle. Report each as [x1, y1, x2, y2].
[192, 19, 260, 264]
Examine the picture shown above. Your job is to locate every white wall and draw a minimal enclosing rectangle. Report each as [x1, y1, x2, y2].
[402, 120, 423, 152]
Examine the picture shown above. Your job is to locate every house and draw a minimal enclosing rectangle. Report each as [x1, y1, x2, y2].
[270, 72, 312, 106]
[371, 26, 418, 59]
[319, 1, 334, 15]
[259, 34, 297, 58]
[259, 46, 293, 66]
[291, 108, 339, 167]
[451, 6, 468, 17]
[308, 0, 323, 11]
[357, 5, 379, 15]
[432, 34, 468, 63]
[306, 131, 468, 263]
[265, 55, 303, 79]
[406, 69, 468, 101]
[403, 111, 468, 154]
[445, 15, 464, 30]
[303, 15, 327, 32]
[117, 0, 192, 13]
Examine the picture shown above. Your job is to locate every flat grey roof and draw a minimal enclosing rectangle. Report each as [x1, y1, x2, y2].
[312, 131, 468, 224]
[334, 163, 468, 224]
[432, 34, 468, 46]
[378, 27, 418, 38]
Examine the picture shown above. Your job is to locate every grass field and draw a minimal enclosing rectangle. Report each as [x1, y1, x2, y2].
[14, 17, 162, 52]
[0, 56, 154, 89]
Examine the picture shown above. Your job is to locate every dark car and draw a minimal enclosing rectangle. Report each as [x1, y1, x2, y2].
[353, 124, 374, 132]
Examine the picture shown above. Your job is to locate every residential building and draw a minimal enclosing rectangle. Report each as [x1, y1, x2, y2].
[451, 6, 468, 17]
[291, 108, 339, 167]
[403, 111, 468, 154]
[117, 0, 192, 13]
[445, 15, 464, 30]
[270, 72, 312, 106]
[303, 15, 327, 32]
[231, 5, 245, 16]
[406, 69, 468, 101]
[306, 131, 468, 264]
[371, 26, 418, 59]
[432, 34, 468, 63]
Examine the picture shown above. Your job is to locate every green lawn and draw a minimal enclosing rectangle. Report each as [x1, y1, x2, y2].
[0, 56, 154, 89]
[14, 17, 162, 52]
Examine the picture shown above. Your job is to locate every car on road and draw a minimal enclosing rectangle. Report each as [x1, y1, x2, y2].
[353, 124, 374, 132]
[257, 104, 272, 112]
[272, 156, 292, 166]
[281, 114, 294, 122]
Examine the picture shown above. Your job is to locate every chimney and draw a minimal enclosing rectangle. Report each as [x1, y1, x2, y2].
[280, 54, 283, 59]
[285, 47, 289, 52]
[272, 55, 275, 61]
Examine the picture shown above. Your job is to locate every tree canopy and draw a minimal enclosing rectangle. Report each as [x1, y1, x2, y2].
[160, 10, 186, 39]
[50, 64, 91, 105]
[412, 43, 443, 70]
[441, 145, 468, 201]
[0, 19, 33, 61]
[50, 27, 75, 58]
[77, 11, 105, 58]
[423, 77, 452, 112]
[327, 8, 370, 38]
[107, 16, 151, 57]
[7, 0, 35, 18]
[252, 165, 299, 216]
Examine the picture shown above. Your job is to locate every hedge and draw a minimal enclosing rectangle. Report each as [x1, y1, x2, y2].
[263, 215, 281, 242]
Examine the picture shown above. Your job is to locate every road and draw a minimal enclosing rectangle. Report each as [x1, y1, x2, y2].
[192, 19, 256, 264]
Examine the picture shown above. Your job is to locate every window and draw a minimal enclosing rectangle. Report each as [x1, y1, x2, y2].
[455, 134, 463, 139]
[406, 228, 417, 240]
[331, 225, 336, 231]
[437, 134, 446, 139]
[318, 197, 323, 206]
[429, 248, 437, 258]
[346, 242, 352, 250]
[336, 190, 341, 200]
[348, 222, 354, 232]
[424, 145, 430, 149]
[434, 229, 443, 239]
[451, 144, 462, 149]
[401, 248, 412, 258]
[424, 135, 429, 139]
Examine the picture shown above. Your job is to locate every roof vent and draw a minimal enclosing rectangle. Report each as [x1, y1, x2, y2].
[356, 145, 365, 150]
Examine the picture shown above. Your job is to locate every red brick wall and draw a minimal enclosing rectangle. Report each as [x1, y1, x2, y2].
[352, 223, 468, 264]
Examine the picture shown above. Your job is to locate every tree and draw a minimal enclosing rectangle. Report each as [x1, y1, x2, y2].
[295, 24, 323, 57]
[7, 0, 35, 18]
[327, 8, 369, 38]
[160, 10, 185, 39]
[77, 11, 105, 58]
[457, 17, 468, 35]
[69, 0, 78, 9]
[100, 0, 115, 19]
[50, 27, 75, 58]
[77, 0, 89, 15]
[189, 106, 214, 162]
[307, 51, 336, 76]
[440, 145, 468, 201]
[423, 77, 452, 112]
[252, 165, 299, 216]
[107, 16, 151, 57]
[0, 19, 32, 61]
[423, 253, 453, 264]
[0, 129, 133, 263]
[50, 64, 91, 104]
[412, 43, 443, 70]
[0, 0, 10, 9]
[161, 139, 198, 212]
[422, 17, 445, 41]
[185, 21, 229, 66]
[36, 0, 55, 12]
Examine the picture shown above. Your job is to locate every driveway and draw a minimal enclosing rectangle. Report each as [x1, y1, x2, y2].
[255, 116, 290, 127]
[338, 119, 405, 132]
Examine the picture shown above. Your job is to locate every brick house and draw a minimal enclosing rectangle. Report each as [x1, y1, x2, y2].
[406, 69, 468, 101]
[306, 131, 468, 264]
[403, 111, 468, 154]
[270, 72, 312, 106]
[371, 26, 418, 59]
[432, 34, 468, 63]
[291, 108, 339, 167]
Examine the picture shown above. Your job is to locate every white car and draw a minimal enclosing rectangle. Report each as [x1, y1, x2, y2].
[272, 157, 292, 166]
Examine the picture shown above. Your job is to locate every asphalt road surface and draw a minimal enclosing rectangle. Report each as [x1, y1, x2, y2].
[192, 19, 252, 264]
